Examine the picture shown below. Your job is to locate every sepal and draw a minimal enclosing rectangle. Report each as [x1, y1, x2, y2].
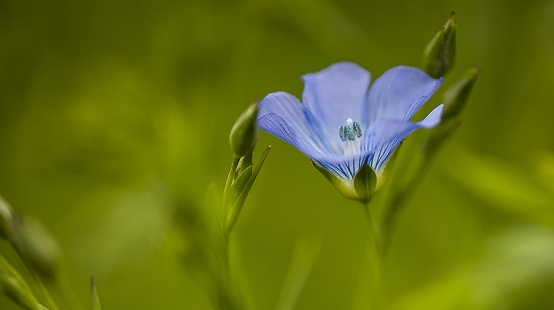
[226, 145, 271, 232]
[353, 164, 377, 204]
[312, 161, 357, 200]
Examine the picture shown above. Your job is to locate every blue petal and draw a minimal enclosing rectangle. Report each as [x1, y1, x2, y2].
[311, 152, 372, 180]
[363, 104, 444, 171]
[302, 62, 371, 142]
[258, 92, 338, 158]
[365, 66, 442, 125]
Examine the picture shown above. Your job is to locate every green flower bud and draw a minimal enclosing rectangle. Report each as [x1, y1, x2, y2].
[442, 65, 481, 121]
[229, 103, 259, 157]
[0, 197, 14, 240]
[423, 12, 457, 78]
[12, 218, 60, 280]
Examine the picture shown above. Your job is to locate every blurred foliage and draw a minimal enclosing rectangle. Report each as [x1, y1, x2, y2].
[1, 0, 553, 309]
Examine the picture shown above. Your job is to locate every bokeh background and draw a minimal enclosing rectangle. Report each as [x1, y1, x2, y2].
[1, 0, 554, 309]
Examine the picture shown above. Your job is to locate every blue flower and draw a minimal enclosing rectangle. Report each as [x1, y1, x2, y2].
[258, 62, 443, 200]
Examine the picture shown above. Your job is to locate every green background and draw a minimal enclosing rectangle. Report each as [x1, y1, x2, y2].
[1, 0, 554, 309]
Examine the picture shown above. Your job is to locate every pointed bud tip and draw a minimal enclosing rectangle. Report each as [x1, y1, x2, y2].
[230, 103, 259, 157]
[423, 12, 457, 78]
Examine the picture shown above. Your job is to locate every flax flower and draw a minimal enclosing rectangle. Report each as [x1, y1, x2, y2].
[258, 62, 443, 201]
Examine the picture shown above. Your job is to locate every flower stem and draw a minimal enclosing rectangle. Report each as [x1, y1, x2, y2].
[363, 204, 387, 309]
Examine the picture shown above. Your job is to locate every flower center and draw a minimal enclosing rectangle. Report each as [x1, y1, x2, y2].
[339, 118, 362, 156]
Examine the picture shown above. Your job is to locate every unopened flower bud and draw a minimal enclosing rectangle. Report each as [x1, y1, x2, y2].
[229, 103, 259, 157]
[423, 12, 457, 78]
[442, 66, 480, 121]
[0, 197, 14, 240]
[12, 218, 60, 280]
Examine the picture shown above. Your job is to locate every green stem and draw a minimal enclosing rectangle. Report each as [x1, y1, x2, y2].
[217, 234, 238, 310]
[363, 204, 387, 309]
[219, 157, 242, 310]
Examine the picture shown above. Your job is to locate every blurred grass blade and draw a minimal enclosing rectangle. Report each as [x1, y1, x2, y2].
[90, 276, 101, 310]
[274, 236, 321, 310]
[0, 255, 42, 310]
[442, 148, 554, 226]
[392, 226, 554, 310]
